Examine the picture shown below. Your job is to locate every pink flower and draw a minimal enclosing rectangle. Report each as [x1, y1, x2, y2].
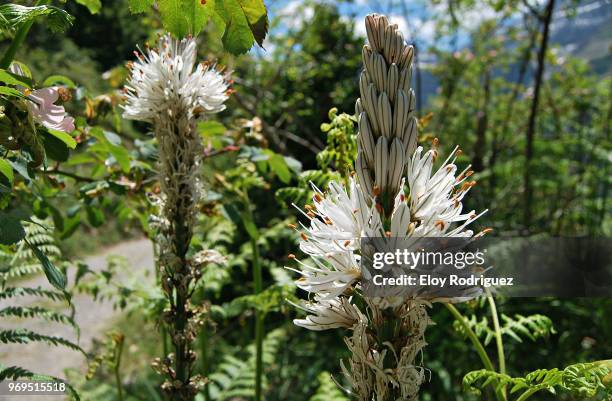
[26, 87, 75, 133]
[9, 63, 75, 133]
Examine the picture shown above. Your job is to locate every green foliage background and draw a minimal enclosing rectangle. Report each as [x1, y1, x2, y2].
[0, 0, 610, 400]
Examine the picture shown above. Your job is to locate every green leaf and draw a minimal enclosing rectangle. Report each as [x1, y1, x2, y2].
[26, 240, 67, 290]
[74, 0, 101, 14]
[269, 153, 291, 184]
[86, 205, 105, 227]
[47, 129, 76, 149]
[236, 0, 268, 47]
[0, 364, 81, 400]
[89, 128, 131, 172]
[217, 0, 255, 55]
[0, 86, 25, 98]
[42, 131, 70, 162]
[0, 159, 13, 185]
[0, 69, 31, 88]
[198, 120, 226, 136]
[8, 158, 31, 182]
[158, 0, 211, 38]
[0, 4, 74, 33]
[0, 213, 25, 245]
[192, 0, 213, 36]
[127, 0, 154, 13]
[108, 144, 130, 173]
[43, 75, 76, 88]
[243, 218, 259, 240]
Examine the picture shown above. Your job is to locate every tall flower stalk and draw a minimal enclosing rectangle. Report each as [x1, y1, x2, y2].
[123, 34, 229, 400]
[290, 14, 488, 401]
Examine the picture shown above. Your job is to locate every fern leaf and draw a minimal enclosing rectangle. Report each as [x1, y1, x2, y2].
[463, 360, 611, 400]
[0, 364, 80, 400]
[208, 328, 286, 400]
[453, 313, 555, 346]
[562, 360, 611, 398]
[0, 218, 63, 282]
[309, 372, 349, 401]
[0, 306, 77, 328]
[0, 329, 84, 354]
[0, 286, 68, 302]
[500, 314, 555, 343]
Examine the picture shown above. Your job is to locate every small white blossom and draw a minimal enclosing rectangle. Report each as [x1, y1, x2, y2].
[292, 296, 364, 331]
[123, 34, 228, 123]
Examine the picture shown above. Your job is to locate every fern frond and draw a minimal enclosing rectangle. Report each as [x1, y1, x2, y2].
[0, 364, 80, 400]
[208, 328, 286, 400]
[463, 360, 611, 400]
[0, 329, 83, 354]
[453, 313, 555, 346]
[0, 286, 67, 302]
[0, 306, 76, 328]
[0, 218, 62, 281]
[0, 4, 74, 34]
[309, 371, 349, 401]
[562, 361, 612, 398]
[500, 314, 555, 343]
[0, 263, 42, 278]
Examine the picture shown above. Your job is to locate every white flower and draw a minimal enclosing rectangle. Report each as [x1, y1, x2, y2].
[292, 296, 364, 331]
[288, 249, 361, 299]
[296, 177, 382, 255]
[123, 34, 229, 123]
[406, 145, 488, 237]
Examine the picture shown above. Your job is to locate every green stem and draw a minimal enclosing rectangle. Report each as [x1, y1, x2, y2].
[200, 323, 211, 401]
[114, 336, 125, 401]
[445, 303, 506, 401]
[251, 234, 264, 401]
[0, 0, 44, 69]
[243, 191, 264, 401]
[152, 244, 169, 361]
[486, 291, 506, 374]
[515, 388, 541, 401]
[486, 291, 507, 399]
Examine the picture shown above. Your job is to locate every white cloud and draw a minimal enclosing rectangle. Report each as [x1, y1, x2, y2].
[277, 0, 315, 30]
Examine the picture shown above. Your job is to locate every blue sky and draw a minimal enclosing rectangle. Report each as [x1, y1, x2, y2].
[259, 0, 610, 64]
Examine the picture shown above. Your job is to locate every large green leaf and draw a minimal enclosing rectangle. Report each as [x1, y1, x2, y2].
[216, 0, 254, 55]
[158, 0, 211, 38]
[236, 0, 268, 47]
[269, 153, 291, 184]
[125, 0, 267, 53]
[74, 0, 101, 14]
[0, 4, 74, 33]
[0, 86, 25, 98]
[0, 213, 25, 245]
[0, 159, 13, 185]
[42, 131, 70, 162]
[0, 69, 30, 88]
[47, 129, 77, 149]
[43, 75, 76, 88]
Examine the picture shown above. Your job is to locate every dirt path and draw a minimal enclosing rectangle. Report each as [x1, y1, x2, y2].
[0, 238, 155, 400]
